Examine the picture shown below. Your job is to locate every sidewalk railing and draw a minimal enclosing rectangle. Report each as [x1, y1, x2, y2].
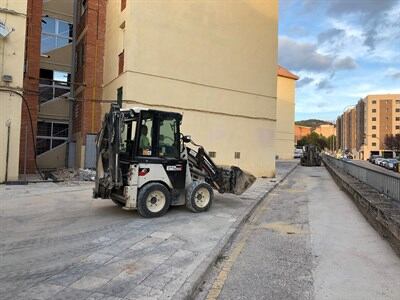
[322, 154, 400, 201]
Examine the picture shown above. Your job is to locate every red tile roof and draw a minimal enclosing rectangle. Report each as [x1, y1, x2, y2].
[277, 65, 299, 80]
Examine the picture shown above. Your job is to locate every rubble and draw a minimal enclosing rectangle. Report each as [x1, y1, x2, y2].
[48, 168, 96, 182]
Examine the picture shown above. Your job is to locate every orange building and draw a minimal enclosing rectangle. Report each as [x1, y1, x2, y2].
[314, 124, 336, 138]
[295, 125, 312, 144]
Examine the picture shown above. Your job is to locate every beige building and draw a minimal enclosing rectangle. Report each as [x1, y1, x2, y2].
[358, 94, 400, 159]
[0, 0, 27, 182]
[102, 0, 279, 177]
[314, 124, 336, 138]
[275, 66, 298, 159]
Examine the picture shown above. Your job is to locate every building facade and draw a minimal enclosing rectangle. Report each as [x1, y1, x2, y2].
[0, 0, 27, 182]
[275, 66, 298, 159]
[337, 94, 400, 159]
[295, 125, 312, 144]
[314, 124, 336, 138]
[102, 0, 279, 177]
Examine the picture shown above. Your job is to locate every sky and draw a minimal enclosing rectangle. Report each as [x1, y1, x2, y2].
[278, 0, 400, 121]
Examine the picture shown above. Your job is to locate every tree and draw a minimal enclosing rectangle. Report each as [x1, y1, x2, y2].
[297, 132, 331, 150]
[384, 134, 400, 150]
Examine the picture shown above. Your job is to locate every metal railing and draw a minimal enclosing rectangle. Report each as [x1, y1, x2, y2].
[323, 154, 400, 201]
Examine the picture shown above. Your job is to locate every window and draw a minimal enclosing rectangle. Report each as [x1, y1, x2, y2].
[159, 117, 179, 158]
[396, 117, 400, 121]
[372, 134, 376, 138]
[396, 100, 400, 104]
[118, 51, 124, 75]
[372, 125, 376, 129]
[208, 152, 216, 158]
[396, 108, 400, 113]
[121, 0, 127, 11]
[139, 115, 153, 156]
[372, 109, 376, 113]
[372, 117, 376, 121]
[372, 100, 376, 104]
[36, 121, 68, 154]
[372, 142, 377, 147]
[120, 119, 137, 154]
[39, 69, 70, 103]
[117, 87, 123, 107]
[41, 17, 73, 54]
[396, 126, 400, 130]
[234, 152, 241, 159]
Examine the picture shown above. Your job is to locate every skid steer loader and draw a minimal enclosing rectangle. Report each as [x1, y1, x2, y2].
[93, 104, 256, 218]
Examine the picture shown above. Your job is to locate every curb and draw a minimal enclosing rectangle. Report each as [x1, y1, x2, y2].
[174, 162, 299, 299]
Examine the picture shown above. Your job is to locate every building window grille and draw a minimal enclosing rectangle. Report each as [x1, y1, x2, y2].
[396, 108, 400, 113]
[396, 117, 400, 121]
[372, 134, 376, 138]
[41, 17, 73, 54]
[208, 151, 216, 158]
[36, 121, 69, 154]
[372, 142, 376, 147]
[118, 51, 124, 75]
[372, 126, 376, 129]
[372, 100, 376, 104]
[234, 152, 241, 159]
[372, 109, 376, 113]
[396, 126, 400, 130]
[39, 69, 70, 103]
[372, 117, 376, 121]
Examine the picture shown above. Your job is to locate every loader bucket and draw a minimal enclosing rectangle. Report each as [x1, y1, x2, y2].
[218, 166, 256, 195]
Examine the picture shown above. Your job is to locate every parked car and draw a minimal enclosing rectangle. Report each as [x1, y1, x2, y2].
[375, 157, 385, 166]
[384, 159, 399, 171]
[294, 148, 303, 159]
[369, 155, 382, 164]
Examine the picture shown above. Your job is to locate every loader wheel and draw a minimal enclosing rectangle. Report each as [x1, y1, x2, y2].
[137, 183, 171, 218]
[186, 181, 213, 213]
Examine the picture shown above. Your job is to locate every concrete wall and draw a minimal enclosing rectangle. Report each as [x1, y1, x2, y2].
[275, 75, 296, 159]
[0, 0, 27, 182]
[102, 0, 279, 177]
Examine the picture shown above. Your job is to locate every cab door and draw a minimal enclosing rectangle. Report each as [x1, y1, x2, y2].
[156, 113, 186, 189]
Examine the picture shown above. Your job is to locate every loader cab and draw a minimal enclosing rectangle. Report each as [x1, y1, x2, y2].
[118, 108, 183, 161]
[118, 108, 187, 189]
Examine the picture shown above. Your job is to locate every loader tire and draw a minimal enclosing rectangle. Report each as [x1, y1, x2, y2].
[186, 181, 213, 213]
[137, 183, 171, 218]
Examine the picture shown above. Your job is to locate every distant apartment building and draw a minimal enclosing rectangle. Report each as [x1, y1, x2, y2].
[0, 0, 27, 182]
[337, 94, 400, 159]
[295, 125, 312, 144]
[314, 124, 336, 138]
[275, 66, 298, 159]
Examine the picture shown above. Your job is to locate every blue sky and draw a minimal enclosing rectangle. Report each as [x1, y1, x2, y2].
[278, 0, 400, 121]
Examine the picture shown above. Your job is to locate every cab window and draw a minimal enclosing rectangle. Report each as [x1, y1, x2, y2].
[139, 116, 153, 156]
[159, 117, 179, 158]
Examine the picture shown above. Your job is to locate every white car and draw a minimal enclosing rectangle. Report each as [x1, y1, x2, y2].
[294, 148, 303, 159]
[375, 158, 385, 166]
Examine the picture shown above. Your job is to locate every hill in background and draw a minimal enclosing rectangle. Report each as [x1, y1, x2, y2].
[295, 119, 334, 129]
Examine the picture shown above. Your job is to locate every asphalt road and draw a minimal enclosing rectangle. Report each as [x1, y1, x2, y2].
[198, 166, 400, 300]
[350, 159, 400, 178]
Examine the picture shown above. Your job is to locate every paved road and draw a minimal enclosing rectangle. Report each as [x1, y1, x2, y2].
[350, 159, 400, 178]
[198, 166, 400, 300]
[0, 162, 297, 300]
